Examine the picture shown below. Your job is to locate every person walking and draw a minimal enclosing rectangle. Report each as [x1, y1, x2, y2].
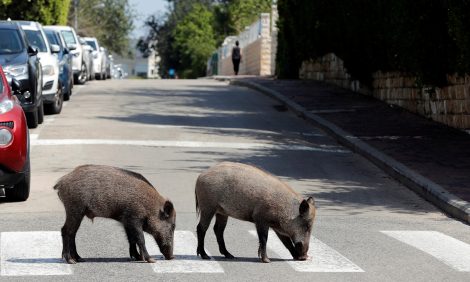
[231, 41, 242, 75]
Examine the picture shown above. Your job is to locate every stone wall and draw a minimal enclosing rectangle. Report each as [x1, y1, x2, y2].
[299, 53, 470, 130]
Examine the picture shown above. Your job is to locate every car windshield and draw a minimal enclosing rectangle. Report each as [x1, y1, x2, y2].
[85, 40, 97, 51]
[0, 29, 23, 54]
[61, 30, 76, 46]
[23, 30, 47, 52]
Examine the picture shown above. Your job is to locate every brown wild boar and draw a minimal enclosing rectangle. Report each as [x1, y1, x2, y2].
[54, 164, 176, 264]
[195, 162, 316, 263]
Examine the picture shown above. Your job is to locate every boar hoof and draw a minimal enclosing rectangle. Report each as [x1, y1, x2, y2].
[261, 257, 271, 263]
[146, 257, 156, 263]
[223, 252, 235, 259]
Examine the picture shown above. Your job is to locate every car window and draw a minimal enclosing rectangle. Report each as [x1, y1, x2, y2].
[61, 30, 76, 46]
[0, 76, 3, 94]
[0, 29, 23, 54]
[23, 30, 47, 52]
[85, 40, 97, 51]
[45, 30, 60, 49]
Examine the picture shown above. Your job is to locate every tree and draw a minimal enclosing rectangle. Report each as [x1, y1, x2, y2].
[67, 0, 135, 56]
[227, 0, 272, 33]
[0, 0, 71, 25]
[173, 3, 217, 78]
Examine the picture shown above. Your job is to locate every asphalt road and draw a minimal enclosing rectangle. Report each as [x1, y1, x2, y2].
[0, 79, 469, 281]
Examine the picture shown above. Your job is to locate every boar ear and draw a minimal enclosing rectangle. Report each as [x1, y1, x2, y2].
[307, 197, 315, 206]
[299, 199, 310, 216]
[161, 200, 174, 219]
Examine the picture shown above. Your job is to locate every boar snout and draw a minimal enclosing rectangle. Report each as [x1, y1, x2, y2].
[294, 242, 309, 261]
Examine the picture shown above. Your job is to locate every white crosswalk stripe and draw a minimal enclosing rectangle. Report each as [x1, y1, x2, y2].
[145, 231, 224, 273]
[249, 230, 364, 272]
[0, 231, 72, 276]
[381, 231, 470, 272]
[2, 230, 469, 275]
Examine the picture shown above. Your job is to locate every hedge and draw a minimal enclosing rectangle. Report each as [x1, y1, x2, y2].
[276, 0, 470, 86]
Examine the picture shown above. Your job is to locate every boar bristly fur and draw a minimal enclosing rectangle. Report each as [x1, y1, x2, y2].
[54, 165, 176, 264]
[195, 162, 316, 263]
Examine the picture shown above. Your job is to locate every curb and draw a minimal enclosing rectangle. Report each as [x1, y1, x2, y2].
[230, 79, 470, 224]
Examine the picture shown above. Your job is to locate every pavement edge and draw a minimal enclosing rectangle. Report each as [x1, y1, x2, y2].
[228, 78, 470, 224]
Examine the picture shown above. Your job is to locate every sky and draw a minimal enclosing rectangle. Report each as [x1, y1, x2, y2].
[129, 0, 168, 39]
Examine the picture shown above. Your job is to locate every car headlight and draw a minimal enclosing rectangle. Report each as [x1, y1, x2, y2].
[43, 65, 55, 76]
[4, 64, 28, 77]
[0, 128, 13, 146]
[0, 98, 14, 114]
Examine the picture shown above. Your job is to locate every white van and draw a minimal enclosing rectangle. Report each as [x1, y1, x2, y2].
[18, 21, 63, 114]
[45, 25, 87, 85]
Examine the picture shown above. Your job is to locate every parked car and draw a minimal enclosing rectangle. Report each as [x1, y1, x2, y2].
[77, 36, 94, 82]
[104, 49, 112, 79]
[18, 21, 63, 115]
[0, 20, 43, 128]
[0, 65, 30, 201]
[44, 27, 74, 101]
[83, 37, 107, 80]
[46, 26, 87, 85]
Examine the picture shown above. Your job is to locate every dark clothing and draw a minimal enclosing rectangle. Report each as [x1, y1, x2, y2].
[232, 46, 242, 75]
[232, 58, 241, 75]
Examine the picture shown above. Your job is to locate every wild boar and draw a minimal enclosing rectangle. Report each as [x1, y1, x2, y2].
[195, 162, 316, 263]
[54, 164, 176, 264]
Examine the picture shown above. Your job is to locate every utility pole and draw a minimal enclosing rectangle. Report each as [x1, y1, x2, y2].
[74, 0, 79, 30]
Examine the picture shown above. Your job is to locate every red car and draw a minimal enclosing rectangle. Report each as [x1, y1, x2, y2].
[0, 65, 30, 201]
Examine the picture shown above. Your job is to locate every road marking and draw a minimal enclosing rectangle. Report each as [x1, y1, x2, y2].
[249, 231, 363, 272]
[382, 231, 470, 272]
[30, 139, 349, 153]
[30, 134, 39, 140]
[0, 231, 72, 276]
[146, 231, 224, 273]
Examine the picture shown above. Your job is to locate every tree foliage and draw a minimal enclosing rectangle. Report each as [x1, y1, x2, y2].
[0, 0, 71, 25]
[67, 0, 135, 56]
[277, 0, 470, 86]
[173, 4, 216, 78]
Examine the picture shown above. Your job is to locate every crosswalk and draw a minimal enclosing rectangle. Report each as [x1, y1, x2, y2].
[0, 230, 469, 276]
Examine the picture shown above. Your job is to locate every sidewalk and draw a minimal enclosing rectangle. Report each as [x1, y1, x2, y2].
[225, 77, 470, 223]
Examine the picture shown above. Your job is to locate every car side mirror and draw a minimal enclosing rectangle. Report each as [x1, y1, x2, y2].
[68, 44, 77, 51]
[27, 45, 38, 55]
[50, 44, 60, 53]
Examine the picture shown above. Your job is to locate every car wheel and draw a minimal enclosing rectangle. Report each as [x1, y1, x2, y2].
[45, 86, 63, 115]
[26, 108, 39, 128]
[102, 71, 107, 80]
[38, 99, 44, 124]
[7, 155, 30, 201]
[76, 62, 87, 85]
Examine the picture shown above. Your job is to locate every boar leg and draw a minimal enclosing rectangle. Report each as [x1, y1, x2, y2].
[124, 224, 156, 263]
[255, 223, 270, 263]
[213, 213, 234, 259]
[127, 242, 140, 261]
[274, 231, 299, 259]
[61, 210, 84, 264]
[196, 210, 215, 260]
